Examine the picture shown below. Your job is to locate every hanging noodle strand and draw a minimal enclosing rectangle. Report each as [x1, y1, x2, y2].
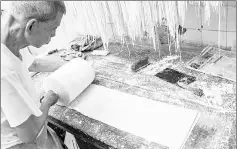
[62, 1, 223, 57]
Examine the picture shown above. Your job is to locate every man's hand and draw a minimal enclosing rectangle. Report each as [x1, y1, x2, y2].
[42, 90, 59, 107]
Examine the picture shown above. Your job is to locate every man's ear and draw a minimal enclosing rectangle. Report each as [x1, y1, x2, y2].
[25, 19, 38, 33]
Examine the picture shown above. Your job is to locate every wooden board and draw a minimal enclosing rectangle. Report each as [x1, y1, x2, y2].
[201, 56, 236, 81]
[69, 84, 200, 149]
[186, 46, 236, 82]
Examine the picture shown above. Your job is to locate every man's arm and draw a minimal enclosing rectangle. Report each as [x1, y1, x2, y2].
[15, 101, 50, 143]
[2, 72, 59, 144]
[29, 55, 67, 72]
[15, 91, 59, 143]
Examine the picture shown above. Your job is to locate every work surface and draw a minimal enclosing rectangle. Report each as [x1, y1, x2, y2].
[33, 42, 236, 149]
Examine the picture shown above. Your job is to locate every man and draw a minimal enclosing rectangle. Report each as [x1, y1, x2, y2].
[1, 1, 67, 149]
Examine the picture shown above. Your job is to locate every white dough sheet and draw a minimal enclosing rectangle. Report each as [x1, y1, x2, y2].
[69, 84, 200, 149]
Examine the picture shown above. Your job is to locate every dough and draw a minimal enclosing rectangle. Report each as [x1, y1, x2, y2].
[69, 84, 200, 149]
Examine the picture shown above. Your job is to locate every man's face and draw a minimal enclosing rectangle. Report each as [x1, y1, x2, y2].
[25, 12, 63, 48]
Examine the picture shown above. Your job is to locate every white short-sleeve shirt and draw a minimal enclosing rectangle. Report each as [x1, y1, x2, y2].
[1, 44, 42, 149]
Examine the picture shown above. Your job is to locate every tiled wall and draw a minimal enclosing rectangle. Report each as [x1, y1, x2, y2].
[182, 1, 236, 50]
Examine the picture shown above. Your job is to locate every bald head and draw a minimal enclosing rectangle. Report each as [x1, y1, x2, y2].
[2, 1, 66, 22]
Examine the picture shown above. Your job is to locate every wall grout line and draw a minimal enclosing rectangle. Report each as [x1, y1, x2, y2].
[226, 2, 228, 49]
[200, 1, 203, 48]
[184, 28, 236, 32]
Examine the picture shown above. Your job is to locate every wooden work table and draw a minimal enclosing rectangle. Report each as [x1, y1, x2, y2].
[32, 43, 236, 149]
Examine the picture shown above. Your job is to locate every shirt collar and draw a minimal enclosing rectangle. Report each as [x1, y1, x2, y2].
[1, 43, 23, 65]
